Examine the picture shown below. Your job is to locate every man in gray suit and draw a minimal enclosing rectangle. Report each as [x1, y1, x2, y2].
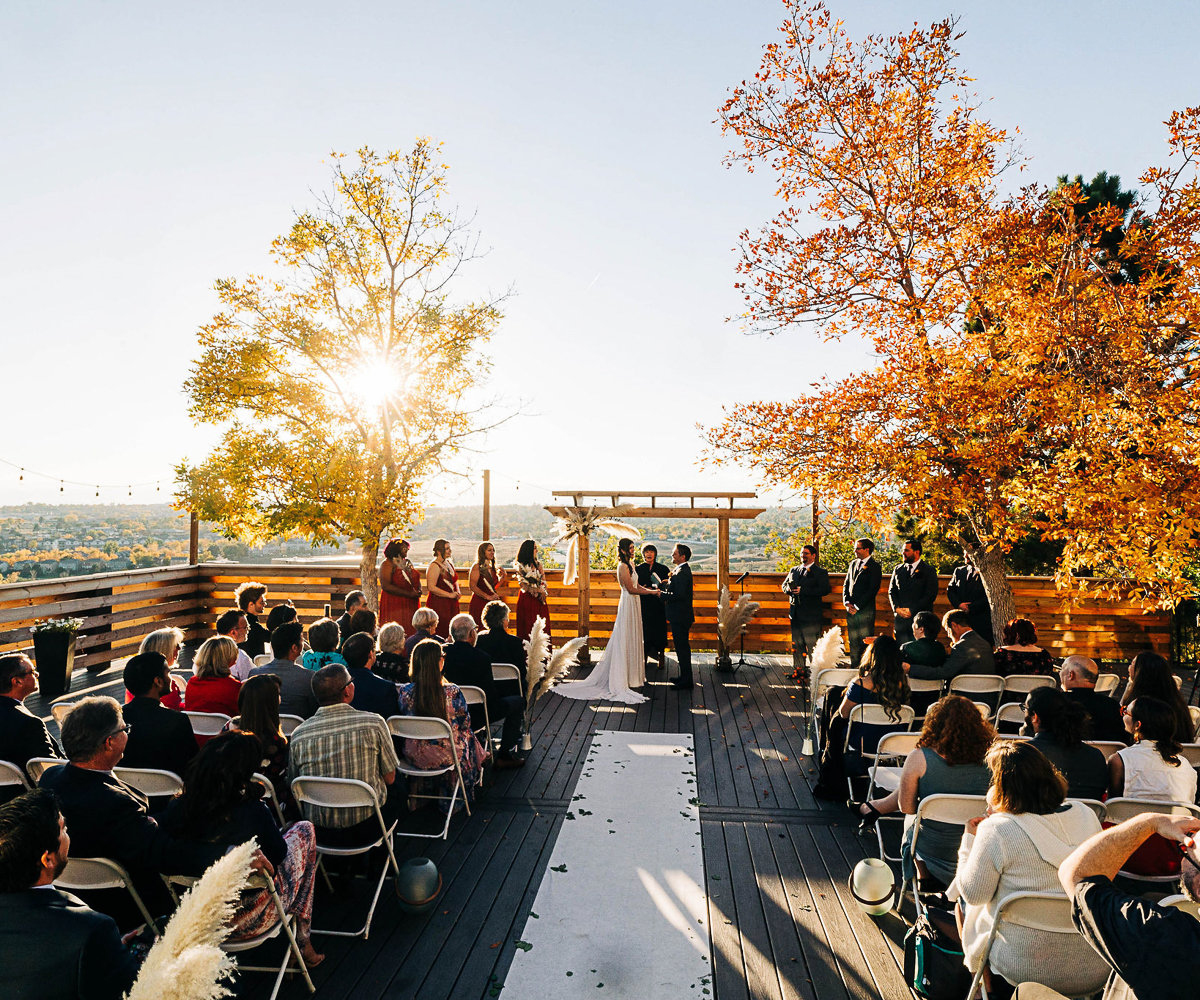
[248, 621, 318, 719]
[907, 609, 994, 681]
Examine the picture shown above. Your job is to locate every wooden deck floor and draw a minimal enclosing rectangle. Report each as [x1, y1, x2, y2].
[32, 656, 912, 1000]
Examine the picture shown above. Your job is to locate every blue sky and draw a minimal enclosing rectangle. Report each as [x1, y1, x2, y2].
[1, 1, 1195, 514]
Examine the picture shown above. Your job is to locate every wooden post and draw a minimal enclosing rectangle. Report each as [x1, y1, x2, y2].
[482, 469, 491, 540]
[717, 516, 730, 597]
[577, 531, 591, 663]
[188, 512, 199, 566]
[812, 489, 819, 545]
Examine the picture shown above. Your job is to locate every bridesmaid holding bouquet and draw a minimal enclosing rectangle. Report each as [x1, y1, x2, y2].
[425, 539, 461, 639]
[514, 538, 551, 640]
[468, 541, 507, 626]
[379, 538, 422, 636]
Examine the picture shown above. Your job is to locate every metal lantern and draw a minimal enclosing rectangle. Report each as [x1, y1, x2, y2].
[848, 858, 896, 916]
[395, 857, 442, 914]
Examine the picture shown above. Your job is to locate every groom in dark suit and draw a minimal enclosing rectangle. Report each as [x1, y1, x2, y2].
[660, 543, 695, 691]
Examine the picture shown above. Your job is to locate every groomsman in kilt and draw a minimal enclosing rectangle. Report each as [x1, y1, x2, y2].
[782, 545, 831, 680]
[842, 538, 882, 669]
[888, 539, 939, 645]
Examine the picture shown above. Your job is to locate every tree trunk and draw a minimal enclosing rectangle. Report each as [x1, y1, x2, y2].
[360, 539, 380, 614]
[966, 542, 1017, 644]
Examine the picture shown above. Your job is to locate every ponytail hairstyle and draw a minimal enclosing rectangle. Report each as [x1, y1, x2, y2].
[618, 537, 635, 567]
[1129, 696, 1183, 766]
[433, 538, 449, 560]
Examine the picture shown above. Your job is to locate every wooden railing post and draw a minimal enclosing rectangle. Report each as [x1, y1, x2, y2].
[188, 512, 199, 566]
[577, 532, 591, 663]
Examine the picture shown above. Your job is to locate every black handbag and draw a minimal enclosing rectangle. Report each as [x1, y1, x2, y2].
[903, 906, 973, 1000]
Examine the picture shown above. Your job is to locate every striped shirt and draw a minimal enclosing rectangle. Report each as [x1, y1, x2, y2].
[287, 703, 399, 827]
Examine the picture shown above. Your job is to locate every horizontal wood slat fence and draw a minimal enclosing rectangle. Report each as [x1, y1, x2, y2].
[0, 562, 1172, 671]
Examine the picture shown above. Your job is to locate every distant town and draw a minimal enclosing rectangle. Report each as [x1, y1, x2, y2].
[0, 503, 811, 582]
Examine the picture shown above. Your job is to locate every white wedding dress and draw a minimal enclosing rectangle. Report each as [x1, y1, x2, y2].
[553, 561, 647, 705]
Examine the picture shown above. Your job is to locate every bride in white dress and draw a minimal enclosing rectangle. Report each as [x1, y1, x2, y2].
[553, 538, 660, 705]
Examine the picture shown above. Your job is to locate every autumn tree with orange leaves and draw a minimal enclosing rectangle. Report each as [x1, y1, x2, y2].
[709, 2, 1200, 635]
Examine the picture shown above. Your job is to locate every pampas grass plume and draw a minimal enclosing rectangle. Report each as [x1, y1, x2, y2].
[524, 617, 550, 706]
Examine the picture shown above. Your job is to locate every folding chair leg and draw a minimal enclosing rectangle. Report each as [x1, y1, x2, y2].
[313, 853, 394, 940]
[317, 857, 334, 894]
[277, 915, 315, 994]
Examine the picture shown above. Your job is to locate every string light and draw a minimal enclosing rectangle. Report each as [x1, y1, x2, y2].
[0, 456, 162, 495]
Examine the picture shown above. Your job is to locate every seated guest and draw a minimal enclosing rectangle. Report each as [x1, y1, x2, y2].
[993, 618, 1055, 677]
[814, 635, 909, 798]
[162, 733, 323, 968]
[1060, 810, 1200, 999]
[907, 609, 994, 681]
[403, 608, 440, 661]
[443, 613, 526, 769]
[899, 610, 946, 671]
[226, 673, 295, 818]
[1060, 655, 1127, 743]
[1022, 686, 1107, 801]
[476, 600, 528, 689]
[134, 627, 186, 710]
[336, 591, 367, 643]
[0, 790, 140, 1000]
[954, 741, 1108, 999]
[342, 633, 400, 719]
[249, 622, 318, 719]
[287, 665, 400, 846]
[39, 697, 224, 927]
[1121, 650, 1194, 747]
[0, 654, 62, 773]
[374, 622, 409, 683]
[397, 639, 489, 807]
[234, 581, 271, 658]
[183, 636, 242, 717]
[300, 618, 346, 673]
[119, 652, 197, 779]
[265, 601, 298, 634]
[344, 609, 378, 645]
[215, 609, 256, 682]
[857, 695, 994, 886]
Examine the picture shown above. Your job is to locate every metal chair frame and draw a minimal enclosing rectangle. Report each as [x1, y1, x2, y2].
[25, 756, 64, 784]
[280, 714, 304, 736]
[1093, 673, 1121, 696]
[948, 675, 1005, 720]
[904, 793, 989, 917]
[1103, 798, 1200, 888]
[291, 775, 402, 940]
[56, 856, 161, 936]
[386, 715, 473, 839]
[842, 704, 916, 804]
[861, 731, 921, 865]
[0, 759, 30, 793]
[183, 711, 232, 737]
[112, 766, 184, 799]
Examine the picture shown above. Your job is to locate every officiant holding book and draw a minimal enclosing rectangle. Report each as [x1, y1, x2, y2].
[636, 543, 670, 667]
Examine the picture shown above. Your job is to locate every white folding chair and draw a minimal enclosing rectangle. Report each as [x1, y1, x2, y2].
[0, 759, 31, 794]
[387, 715, 472, 839]
[164, 871, 313, 1000]
[280, 714, 305, 736]
[1066, 798, 1107, 821]
[905, 793, 989, 914]
[291, 775, 401, 940]
[1176, 674, 1185, 690]
[50, 702, 77, 727]
[812, 667, 859, 748]
[843, 704, 916, 803]
[995, 702, 1027, 731]
[972, 701, 993, 720]
[183, 711, 231, 738]
[1001, 674, 1056, 708]
[251, 772, 287, 827]
[1189, 705, 1200, 740]
[170, 671, 192, 693]
[55, 856, 161, 935]
[459, 684, 494, 747]
[965, 891, 1108, 1000]
[1094, 673, 1121, 696]
[861, 731, 921, 864]
[254, 653, 274, 667]
[491, 662, 524, 699]
[1179, 743, 1200, 769]
[112, 767, 184, 799]
[1158, 893, 1200, 919]
[1102, 798, 1200, 888]
[1085, 740, 1125, 760]
[906, 678, 944, 721]
[948, 674, 1005, 718]
[25, 756, 64, 784]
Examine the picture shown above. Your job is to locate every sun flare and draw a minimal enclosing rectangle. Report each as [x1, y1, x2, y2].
[347, 361, 396, 409]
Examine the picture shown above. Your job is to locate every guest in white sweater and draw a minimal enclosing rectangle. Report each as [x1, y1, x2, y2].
[951, 740, 1110, 999]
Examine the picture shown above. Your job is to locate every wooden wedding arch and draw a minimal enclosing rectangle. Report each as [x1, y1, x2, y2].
[544, 490, 767, 655]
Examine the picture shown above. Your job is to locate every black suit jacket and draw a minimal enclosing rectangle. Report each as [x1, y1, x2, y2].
[842, 557, 882, 612]
[1068, 687, 1129, 744]
[476, 628, 527, 686]
[0, 696, 62, 769]
[909, 629, 995, 680]
[249, 659, 318, 719]
[39, 765, 223, 883]
[348, 666, 401, 719]
[0, 887, 139, 1000]
[238, 612, 270, 658]
[888, 560, 939, 615]
[782, 564, 832, 623]
[947, 566, 992, 633]
[662, 563, 695, 627]
[442, 641, 496, 704]
[119, 697, 197, 778]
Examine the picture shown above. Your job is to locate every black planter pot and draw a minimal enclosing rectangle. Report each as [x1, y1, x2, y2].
[32, 631, 77, 700]
[715, 651, 735, 674]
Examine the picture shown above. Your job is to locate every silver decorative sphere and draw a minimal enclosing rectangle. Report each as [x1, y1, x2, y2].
[848, 858, 896, 916]
[396, 857, 442, 914]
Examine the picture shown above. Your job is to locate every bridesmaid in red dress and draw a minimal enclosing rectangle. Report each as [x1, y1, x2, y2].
[468, 541, 507, 626]
[514, 538, 551, 641]
[425, 539, 461, 639]
[379, 537, 422, 637]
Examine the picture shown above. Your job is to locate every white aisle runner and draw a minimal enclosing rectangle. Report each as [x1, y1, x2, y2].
[502, 730, 711, 998]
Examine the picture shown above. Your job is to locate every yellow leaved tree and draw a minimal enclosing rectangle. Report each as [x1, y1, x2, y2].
[176, 141, 505, 609]
[710, 2, 1200, 635]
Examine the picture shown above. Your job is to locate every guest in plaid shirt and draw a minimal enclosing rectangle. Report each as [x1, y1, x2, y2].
[288, 664, 401, 846]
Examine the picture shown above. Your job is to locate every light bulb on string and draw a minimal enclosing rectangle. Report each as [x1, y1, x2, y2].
[95, 486, 99, 498]
[18, 468, 23, 481]
[59, 481, 63, 493]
